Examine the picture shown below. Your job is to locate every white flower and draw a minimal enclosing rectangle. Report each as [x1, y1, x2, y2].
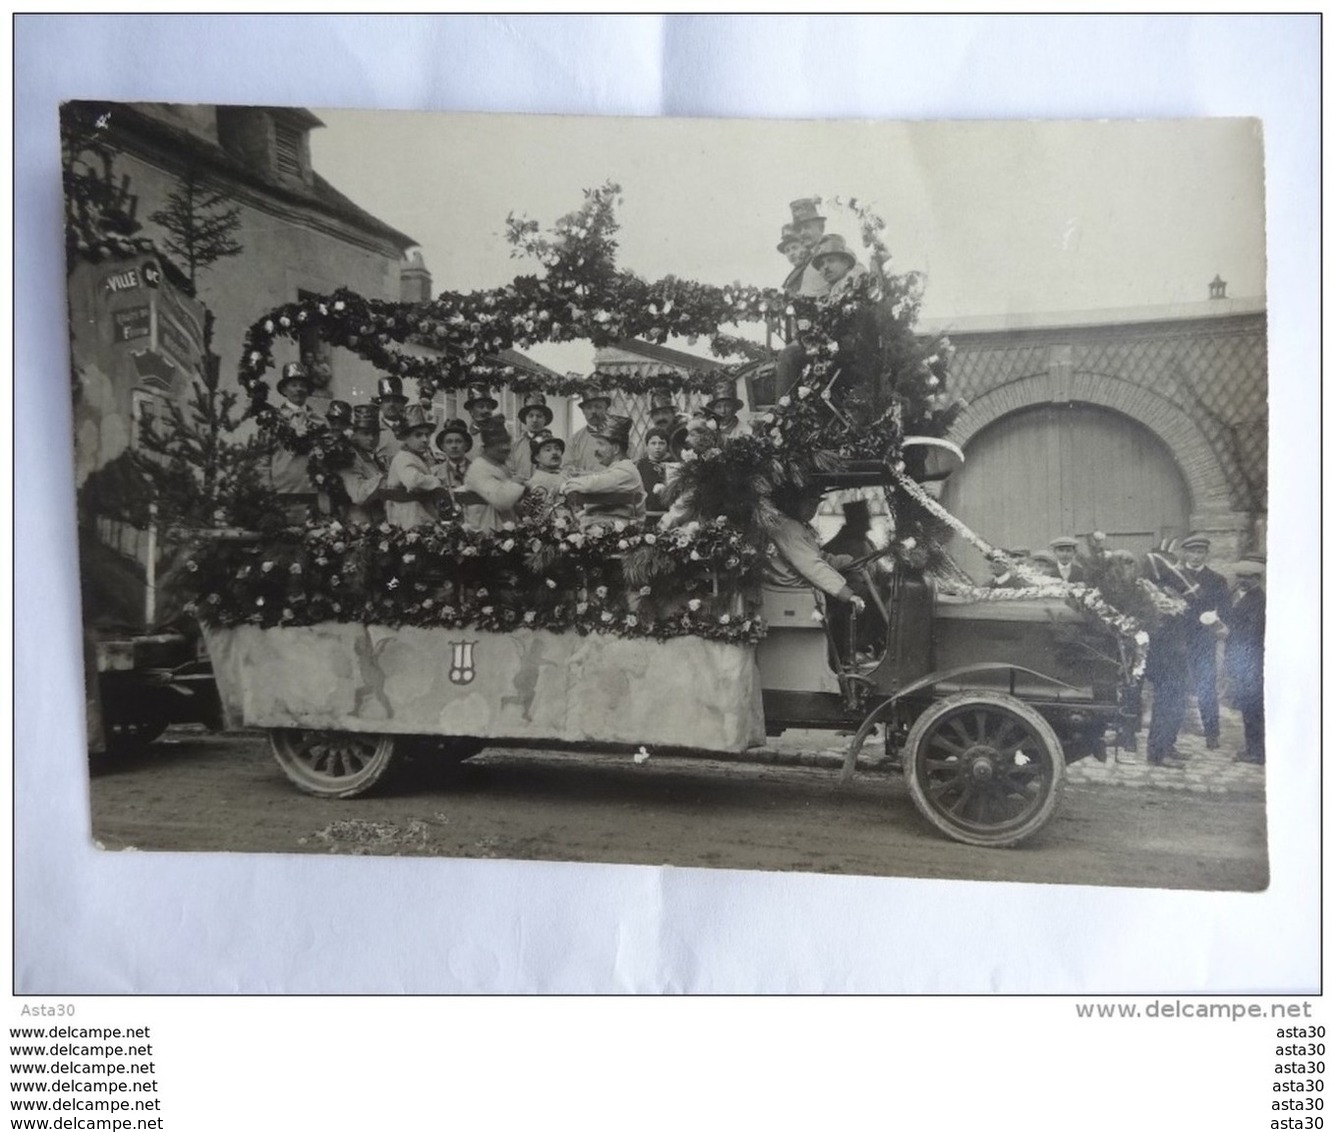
[387, 577, 399, 590]
[261, 561, 274, 573]
[576, 601, 588, 614]
[186, 560, 198, 572]
[644, 534, 657, 545]
[901, 537, 917, 550]
[524, 611, 537, 623]
[797, 386, 812, 399]
[501, 539, 515, 552]
[546, 578, 558, 589]
[263, 320, 274, 333]
[333, 300, 345, 312]
[778, 395, 791, 408]
[625, 614, 638, 627]
[1199, 611, 1220, 626]
[481, 605, 494, 615]
[639, 586, 652, 596]
[720, 613, 731, 624]
[1134, 630, 1151, 646]
[633, 747, 651, 765]
[600, 611, 613, 622]
[688, 598, 702, 612]
[614, 520, 627, 533]
[595, 585, 609, 598]
[617, 539, 629, 550]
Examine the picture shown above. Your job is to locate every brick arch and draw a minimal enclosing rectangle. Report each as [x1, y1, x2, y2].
[945, 372, 1232, 514]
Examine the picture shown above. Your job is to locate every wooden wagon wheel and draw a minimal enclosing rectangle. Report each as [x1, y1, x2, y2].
[268, 729, 398, 799]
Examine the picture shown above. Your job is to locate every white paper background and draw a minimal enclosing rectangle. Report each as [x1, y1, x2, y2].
[12, 14, 1319, 993]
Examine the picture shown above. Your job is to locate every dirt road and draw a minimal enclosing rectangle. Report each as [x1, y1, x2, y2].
[88, 731, 1268, 892]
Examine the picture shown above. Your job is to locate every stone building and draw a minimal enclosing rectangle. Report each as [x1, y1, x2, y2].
[921, 287, 1267, 575]
[83, 102, 419, 419]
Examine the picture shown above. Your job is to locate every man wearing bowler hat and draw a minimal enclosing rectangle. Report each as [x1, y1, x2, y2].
[1177, 532, 1230, 750]
[337, 405, 387, 527]
[810, 233, 868, 298]
[508, 391, 554, 482]
[563, 385, 613, 475]
[559, 414, 645, 530]
[374, 376, 409, 464]
[433, 417, 485, 528]
[269, 362, 326, 512]
[463, 416, 528, 532]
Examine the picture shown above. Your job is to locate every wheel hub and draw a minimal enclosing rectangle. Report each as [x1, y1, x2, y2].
[963, 744, 997, 781]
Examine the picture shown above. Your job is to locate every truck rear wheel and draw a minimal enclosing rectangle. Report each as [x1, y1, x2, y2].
[269, 729, 397, 798]
[903, 692, 1064, 848]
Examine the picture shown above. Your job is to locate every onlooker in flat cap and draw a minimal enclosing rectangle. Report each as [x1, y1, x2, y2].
[1225, 556, 1266, 764]
[1046, 535, 1088, 584]
[1177, 532, 1230, 751]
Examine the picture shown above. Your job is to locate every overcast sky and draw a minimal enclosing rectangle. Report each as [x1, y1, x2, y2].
[309, 110, 1266, 370]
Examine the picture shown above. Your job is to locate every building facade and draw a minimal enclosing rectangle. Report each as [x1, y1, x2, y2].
[921, 294, 1267, 576]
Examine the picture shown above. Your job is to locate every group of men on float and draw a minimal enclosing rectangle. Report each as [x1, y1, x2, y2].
[268, 358, 755, 536]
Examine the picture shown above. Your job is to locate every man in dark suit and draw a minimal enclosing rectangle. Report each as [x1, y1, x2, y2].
[1177, 533, 1231, 750]
[1047, 536, 1088, 584]
[1224, 557, 1266, 764]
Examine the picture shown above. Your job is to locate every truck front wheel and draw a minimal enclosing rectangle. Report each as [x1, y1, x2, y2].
[902, 692, 1064, 848]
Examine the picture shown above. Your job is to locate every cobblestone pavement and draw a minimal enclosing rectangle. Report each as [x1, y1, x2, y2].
[755, 702, 1264, 800]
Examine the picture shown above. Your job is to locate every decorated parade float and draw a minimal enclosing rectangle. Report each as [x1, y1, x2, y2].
[74, 169, 1188, 846]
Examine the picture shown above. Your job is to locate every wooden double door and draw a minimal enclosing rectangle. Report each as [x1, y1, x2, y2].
[941, 403, 1192, 580]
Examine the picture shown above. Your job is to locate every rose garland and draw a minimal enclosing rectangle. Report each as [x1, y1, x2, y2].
[184, 513, 766, 645]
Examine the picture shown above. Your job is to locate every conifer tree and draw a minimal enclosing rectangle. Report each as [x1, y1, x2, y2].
[147, 166, 243, 287]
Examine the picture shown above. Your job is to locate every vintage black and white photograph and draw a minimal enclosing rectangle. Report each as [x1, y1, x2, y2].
[64, 101, 1269, 891]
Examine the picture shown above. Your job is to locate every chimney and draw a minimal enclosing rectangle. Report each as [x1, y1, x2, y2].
[401, 250, 433, 303]
[1208, 274, 1227, 300]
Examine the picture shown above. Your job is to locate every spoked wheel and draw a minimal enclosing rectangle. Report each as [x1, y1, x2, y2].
[903, 692, 1064, 847]
[268, 729, 397, 798]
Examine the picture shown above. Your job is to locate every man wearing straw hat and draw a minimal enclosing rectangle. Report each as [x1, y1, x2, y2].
[559, 414, 645, 530]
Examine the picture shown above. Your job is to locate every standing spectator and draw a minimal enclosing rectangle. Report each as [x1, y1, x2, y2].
[1225, 557, 1266, 764]
[635, 427, 674, 518]
[563, 387, 612, 474]
[385, 404, 444, 529]
[337, 405, 386, 527]
[1047, 536, 1088, 584]
[1143, 549, 1193, 768]
[559, 414, 645, 529]
[463, 416, 527, 532]
[374, 376, 409, 464]
[986, 549, 1031, 590]
[823, 499, 876, 560]
[509, 392, 554, 482]
[1178, 533, 1231, 750]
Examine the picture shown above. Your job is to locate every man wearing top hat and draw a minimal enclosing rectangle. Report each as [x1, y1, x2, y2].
[1177, 532, 1231, 750]
[374, 376, 409, 464]
[786, 199, 832, 299]
[463, 385, 499, 435]
[706, 377, 750, 441]
[385, 404, 445, 529]
[508, 391, 554, 482]
[337, 405, 388, 527]
[325, 400, 352, 435]
[559, 414, 646, 530]
[1224, 557, 1266, 764]
[563, 386, 613, 475]
[778, 223, 815, 297]
[1046, 536, 1088, 584]
[635, 387, 686, 460]
[269, 362, 326, 511]
[463, 416, 528, 532]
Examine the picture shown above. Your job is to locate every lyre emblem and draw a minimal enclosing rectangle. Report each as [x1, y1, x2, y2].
[448, 640, 477, 685]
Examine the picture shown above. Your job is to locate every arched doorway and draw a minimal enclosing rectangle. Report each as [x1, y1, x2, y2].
[940, 403, 1192, 581]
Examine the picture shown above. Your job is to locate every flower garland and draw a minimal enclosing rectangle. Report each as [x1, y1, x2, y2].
[236, 185, 963, 489]
[889, 468, 1188, 680]
[184, 513, 766, 646]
